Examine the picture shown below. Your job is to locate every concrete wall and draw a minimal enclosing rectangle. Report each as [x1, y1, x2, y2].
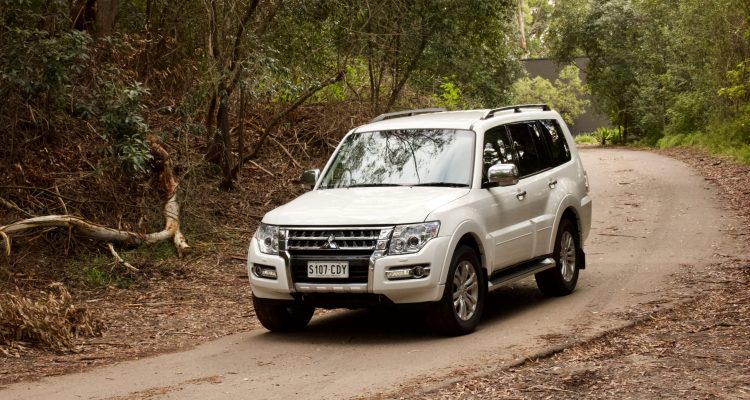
[523, 57, 609, 135]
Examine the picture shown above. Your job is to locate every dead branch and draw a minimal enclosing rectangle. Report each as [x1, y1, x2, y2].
[0, 136, 189, 258]
[106, 243, 139, 272]
[269, 136, 302, 169]
[0, 197, 34, 218]
[248, 160, 274, 177]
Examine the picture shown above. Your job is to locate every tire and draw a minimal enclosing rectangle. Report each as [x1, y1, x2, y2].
[535, 218, 581, 296]
[252, 294, 314, 332]
[428, 245, 485, 336]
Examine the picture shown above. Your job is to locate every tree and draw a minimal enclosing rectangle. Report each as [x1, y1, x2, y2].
[547, 0, 646, 142]
[511, 64, 590, 124]
[328, 0, 521, 112]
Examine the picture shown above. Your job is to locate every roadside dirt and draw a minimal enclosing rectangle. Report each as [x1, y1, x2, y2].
[369, 147, 750, 400]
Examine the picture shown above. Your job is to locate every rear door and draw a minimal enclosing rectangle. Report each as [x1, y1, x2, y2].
[533, 119, 574, 256]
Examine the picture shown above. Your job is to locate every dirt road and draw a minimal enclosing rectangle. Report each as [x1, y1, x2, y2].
[1, 148, 736, 400]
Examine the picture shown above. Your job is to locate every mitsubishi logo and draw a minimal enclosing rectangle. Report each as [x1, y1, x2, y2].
[321, 234, 338, 249]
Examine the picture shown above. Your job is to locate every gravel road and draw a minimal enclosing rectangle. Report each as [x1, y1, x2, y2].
[1, 148, 737, 400]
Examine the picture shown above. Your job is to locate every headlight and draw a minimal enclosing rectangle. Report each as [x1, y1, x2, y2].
[389, 221, 440, 255]
[254, 223, 279, 254]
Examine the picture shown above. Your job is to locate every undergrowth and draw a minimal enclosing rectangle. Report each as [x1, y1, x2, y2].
[0, 283, 102, 352]
[657, 110, 750, 164]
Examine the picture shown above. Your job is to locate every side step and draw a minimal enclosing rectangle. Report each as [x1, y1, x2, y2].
[488, 257, 556, 290]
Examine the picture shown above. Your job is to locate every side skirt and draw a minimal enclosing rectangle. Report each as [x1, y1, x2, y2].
[488, 256, 557, 291]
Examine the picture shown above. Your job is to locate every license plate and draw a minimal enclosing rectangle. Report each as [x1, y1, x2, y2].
[307, 261, 349, 278]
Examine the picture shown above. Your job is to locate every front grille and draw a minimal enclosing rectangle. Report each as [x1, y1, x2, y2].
[283, 227, 392, 284]
[286, 228, 380, 250]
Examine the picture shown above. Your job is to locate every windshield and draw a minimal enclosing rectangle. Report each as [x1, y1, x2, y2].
[319, 129, 475, 189]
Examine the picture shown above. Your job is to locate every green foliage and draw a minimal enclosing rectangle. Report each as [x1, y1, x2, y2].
[576, 127, 622, 146]
[719, 61, 750, 103]
[657, 105, 750, 164]
[69, 242, 177, 288]
[574, 134, 597, 145]
[592, 127, 621, 145]
[67, 253, 133, 289]
[511, 65, 590, 124]
[96, 82, 154, 177]
[546, 0, 750, 156]
[432, 77, 464, 110]
[0, 0, 91, 134]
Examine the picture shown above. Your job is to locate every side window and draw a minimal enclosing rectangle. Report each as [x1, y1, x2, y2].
[538, 119, 571, 166]
[506, 122, 552, 177]
[482, 126, 515, 181]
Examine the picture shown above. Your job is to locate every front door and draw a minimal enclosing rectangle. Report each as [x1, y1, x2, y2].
[484, 122, 555, 271]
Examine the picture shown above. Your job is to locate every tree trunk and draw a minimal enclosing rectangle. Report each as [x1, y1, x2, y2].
[217, 92, 234, 190]
[94, 0, 119, 37]
[383, 33, 430, 112]
[517, 0, 527, 52]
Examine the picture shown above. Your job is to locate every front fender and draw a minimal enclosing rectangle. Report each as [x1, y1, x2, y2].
[436, 219, 491, 285]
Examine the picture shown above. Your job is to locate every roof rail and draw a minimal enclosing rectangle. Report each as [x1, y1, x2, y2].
[369, 108, 445, 123]
[480, 104, 550, 120]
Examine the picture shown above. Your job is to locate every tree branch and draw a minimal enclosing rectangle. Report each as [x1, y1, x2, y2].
[232, 70, 344, 175]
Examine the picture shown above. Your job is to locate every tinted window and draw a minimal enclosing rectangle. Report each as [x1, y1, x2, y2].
[482, 126, 516, 182]
[538, 120, 571, 166]
[506, 123, 552, 177]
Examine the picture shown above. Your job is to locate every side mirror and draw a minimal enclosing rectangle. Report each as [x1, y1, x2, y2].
[488, 163, 519, 187]
[301, 169, 320, 189]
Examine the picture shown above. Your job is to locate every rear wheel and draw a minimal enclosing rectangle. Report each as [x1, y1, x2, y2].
[252, 294, 314, 332]
[535, 218, 581, 296]
[428, 245, 485, 336]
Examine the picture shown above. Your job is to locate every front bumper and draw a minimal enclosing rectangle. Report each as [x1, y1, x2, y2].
[247, 236, 451, 304]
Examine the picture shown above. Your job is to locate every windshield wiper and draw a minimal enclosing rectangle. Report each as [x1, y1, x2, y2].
[346, 183, 404, 188]
[411, 182, 470, 187]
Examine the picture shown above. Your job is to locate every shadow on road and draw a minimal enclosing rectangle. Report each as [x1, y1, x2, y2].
[251, 281, 559, 345]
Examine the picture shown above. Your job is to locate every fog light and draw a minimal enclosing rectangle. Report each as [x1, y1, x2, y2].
[252, 264, 277, 279]
[385, 265, 430, 280]
[412, 265, 428, 278]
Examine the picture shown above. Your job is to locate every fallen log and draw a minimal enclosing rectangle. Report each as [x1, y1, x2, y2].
[0, 136, 189, 257]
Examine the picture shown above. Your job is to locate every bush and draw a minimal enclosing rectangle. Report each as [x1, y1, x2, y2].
[657, 106, 750, 164]
[575, 134, 598, 145]
[0, 4, 91, 136]
[96, 81, 155, 177]
[592, 127, 622, 145]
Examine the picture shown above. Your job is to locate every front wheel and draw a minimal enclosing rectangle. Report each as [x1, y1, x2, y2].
[428, 245, 485, 336]
[252, 294, 314, 332]
[535, 218, 581, 296]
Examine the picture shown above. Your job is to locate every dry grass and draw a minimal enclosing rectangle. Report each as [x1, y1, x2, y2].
[0, 283, 102, 354]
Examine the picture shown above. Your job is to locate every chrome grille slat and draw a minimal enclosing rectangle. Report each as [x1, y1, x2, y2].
[285, 227, 382, 251]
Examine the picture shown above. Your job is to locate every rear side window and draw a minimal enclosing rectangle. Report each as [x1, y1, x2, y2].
[506, 123, 552, 177]
[538, 120, 571, 167]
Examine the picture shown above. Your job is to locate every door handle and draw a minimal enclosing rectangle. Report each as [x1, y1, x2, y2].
[548, 179, 558, 189]
[516, 190, 527, 201]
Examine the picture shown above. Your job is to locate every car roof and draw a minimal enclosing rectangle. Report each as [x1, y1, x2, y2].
[353, 108, 560, 133]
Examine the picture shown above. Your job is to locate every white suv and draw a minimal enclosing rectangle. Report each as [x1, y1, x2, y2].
[247, 105, 592, 335]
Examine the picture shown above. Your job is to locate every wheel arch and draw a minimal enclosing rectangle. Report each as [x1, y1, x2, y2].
[553, 205, 586, 270]
[438, 221, 489, 285]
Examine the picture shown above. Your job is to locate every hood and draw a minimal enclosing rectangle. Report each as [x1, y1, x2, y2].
[262, 186, 470, 226]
